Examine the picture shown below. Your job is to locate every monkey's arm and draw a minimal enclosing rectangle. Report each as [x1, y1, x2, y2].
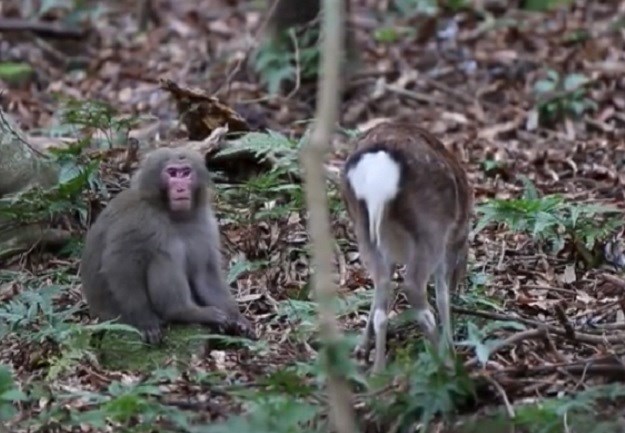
[189, 243, 238, 309]
[188, 210, 239, 314]
[190, 263, 255, 339]
[186, 211, 255, 338]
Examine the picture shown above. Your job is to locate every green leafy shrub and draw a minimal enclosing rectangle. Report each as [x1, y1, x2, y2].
[475, 178, 621, 257]
[215, 130, 305, 220]
[533, 70, 597, 125]
[0, 365, 28, 421]
[371, 345, 475, 431]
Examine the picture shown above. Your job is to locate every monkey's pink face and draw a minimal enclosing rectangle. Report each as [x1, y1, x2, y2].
[162, 163, 196, 211]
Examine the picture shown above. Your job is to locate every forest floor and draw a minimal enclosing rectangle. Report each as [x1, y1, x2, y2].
[2, 1, 625, 432]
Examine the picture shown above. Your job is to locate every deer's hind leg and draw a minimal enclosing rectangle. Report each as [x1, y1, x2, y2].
[355, 233, 394, 374]
[403, 233, 447, 348]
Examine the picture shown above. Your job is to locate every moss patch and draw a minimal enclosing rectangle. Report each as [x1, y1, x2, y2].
[96, 324, 214, 371]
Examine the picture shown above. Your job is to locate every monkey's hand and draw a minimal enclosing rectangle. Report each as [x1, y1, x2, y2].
[140, 323, 164, 345]
[231, 315, 256, 340]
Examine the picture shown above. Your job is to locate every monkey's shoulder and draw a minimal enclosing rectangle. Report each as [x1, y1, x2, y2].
[96, 190, 167, 241]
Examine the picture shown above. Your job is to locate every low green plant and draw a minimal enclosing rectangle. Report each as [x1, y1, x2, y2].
[35, 0, 108, 28]
[393, 0, 439, 16]
[0, 152, 100, 228]
[227, 256, 270, 285]
[199, 394, 323, 433]
[461, 383, 625, 433]
[456, 271, 502, 312]
[30, 369, 199, 431]
[0, 284, 140, 377]
[0, 365, 28, 421]
[533, 69, 597, 125]
[0, 62, 33, 83]
[53, 97, 139, 148]
[475, 177, 622, 258]
[271, 292, 370, 343]
[215, 130, 305, 220]
[457, 321, 527, 367]
[372, 344, 475, 431]
[521, 0, 574, 12]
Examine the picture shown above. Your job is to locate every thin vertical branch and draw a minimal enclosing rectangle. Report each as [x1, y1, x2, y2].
[299, 1, 358, 433]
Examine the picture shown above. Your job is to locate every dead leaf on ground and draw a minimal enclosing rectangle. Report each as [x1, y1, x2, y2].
[160, 78, 251, 140]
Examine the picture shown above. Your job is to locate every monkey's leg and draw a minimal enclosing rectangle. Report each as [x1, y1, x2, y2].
[146, 256, 233, 331]
[105, 272, 164, 344]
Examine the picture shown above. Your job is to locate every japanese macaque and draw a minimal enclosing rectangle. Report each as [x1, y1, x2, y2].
[340, 120, 473, 373]
[80, 147, 254, 344]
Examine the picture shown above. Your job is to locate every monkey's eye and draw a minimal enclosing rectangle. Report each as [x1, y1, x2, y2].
[165, 166, 192, 177]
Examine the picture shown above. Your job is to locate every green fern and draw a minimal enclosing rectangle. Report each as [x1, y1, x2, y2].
[475, 178, 622, 255]
[215, 131, 307, 220]
[217, 130, 302, 174]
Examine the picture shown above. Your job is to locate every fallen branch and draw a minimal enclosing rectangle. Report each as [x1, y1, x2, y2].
[384, 84, 446, 106]
[485, 354, 625, 380]
[453, 307, 625, 345]
[0, 18, 86, 39]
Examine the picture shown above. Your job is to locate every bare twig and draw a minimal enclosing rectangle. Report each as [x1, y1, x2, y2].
[542, 328, 569, 363]
[421, 75, 480, 107]
[554, 302, 576, 340]
[384, 84, 446, 106]
[334, 242, 347, 287]
[285, 28, 302, 100]
[600, 273, 625, 290]
[496, 238, 506, 270]
[484, 375, 515, 419]
[299, 1, 358, 432]
[0, 106, 48, 158]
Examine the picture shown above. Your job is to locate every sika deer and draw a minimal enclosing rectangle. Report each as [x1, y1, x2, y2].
[340, 120, 473, 373]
